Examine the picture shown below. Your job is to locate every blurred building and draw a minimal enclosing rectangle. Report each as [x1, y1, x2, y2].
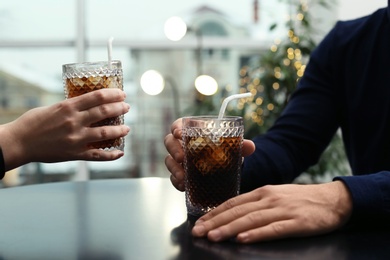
[0, 1, 337, 184]
[0, 66, 62, 124]
[129, 5, 269, 177]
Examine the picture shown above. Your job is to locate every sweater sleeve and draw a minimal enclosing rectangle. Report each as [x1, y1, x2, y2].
[334, 172, 390, 225]
[241, 23, 342, 192]
[240, 14, 390, 225]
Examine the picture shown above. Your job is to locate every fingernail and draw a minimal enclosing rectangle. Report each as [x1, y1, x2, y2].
[117, 151, 125, 158]
[237, 232, 249, 243]
[195, 219, 204, 225]
[209, 229, 222, 242]
[192, 225, 205, 236]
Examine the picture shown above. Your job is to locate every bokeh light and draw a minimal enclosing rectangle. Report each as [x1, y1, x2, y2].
[164, 16, 188, 41]
[194, 75, 218, 96]
[140, 70, 165, 96]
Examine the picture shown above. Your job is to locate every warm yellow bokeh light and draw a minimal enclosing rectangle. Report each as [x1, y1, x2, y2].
[274, 38, 282, 45]
[194, 75, 218, 96]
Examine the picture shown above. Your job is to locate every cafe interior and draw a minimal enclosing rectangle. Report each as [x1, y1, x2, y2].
[1, 0, 362, 187]
[0, 1, 389, 259]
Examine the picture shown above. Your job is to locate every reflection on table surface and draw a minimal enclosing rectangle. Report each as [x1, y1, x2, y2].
[0, 177, 389, 260]
[172, 217, 390, 260]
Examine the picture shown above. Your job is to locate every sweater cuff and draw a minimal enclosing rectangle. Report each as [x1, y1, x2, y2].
[334, 173, 390, 227]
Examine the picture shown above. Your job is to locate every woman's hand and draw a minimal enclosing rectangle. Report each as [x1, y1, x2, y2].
[0, 88, 130, 171]
[164, 118, 255, 191]
[192, 181, 353, 243]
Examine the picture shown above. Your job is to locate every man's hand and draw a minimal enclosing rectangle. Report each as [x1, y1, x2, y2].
[192, 181, 353, 243]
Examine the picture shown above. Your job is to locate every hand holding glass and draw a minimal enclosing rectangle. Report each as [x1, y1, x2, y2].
[62, 60, 125, 151]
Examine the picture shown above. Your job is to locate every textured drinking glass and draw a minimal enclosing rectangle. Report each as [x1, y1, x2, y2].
[182, 116, 244, 216]
[62, 60, 124, 151]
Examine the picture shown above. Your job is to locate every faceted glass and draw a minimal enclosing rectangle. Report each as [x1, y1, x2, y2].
[62, 61, 124, 151]
[182, 116, 244, 216]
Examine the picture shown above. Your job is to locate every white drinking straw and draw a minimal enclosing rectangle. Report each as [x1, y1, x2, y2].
[218, 92, 253, 119]
[107, 36, 114, 69]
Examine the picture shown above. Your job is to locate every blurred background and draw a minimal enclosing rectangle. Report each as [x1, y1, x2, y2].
[0, 0, 387, 187]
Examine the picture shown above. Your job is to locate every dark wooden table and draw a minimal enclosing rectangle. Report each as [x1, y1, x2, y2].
[1, 177, 389, 259]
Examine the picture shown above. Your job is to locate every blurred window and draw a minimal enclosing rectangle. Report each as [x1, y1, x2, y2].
[199, 21, 228, 36]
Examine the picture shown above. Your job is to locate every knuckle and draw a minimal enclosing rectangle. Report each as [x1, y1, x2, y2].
[57, 99, 69, 107]
[56, 101, 73, 114]
[271, 222, 285, 236]
[170, 158, 180, 169]
[258, 185, 272, 193]
[91, 150, 101, 160]
[63, 131, 80, 146]
[165, 156, 185, 180]
[99, 104, 110, 116]
[114, 89, 123, 99]
[62, 117, 78, 134]
[164, 153, 170, 161]
[165, 156, 173, 171]
[164, 154, 172, 168]
[254, 185, 273, 199]
[99, 127, 108, 139]
[172, 128, 182, 138]
[163, 134, 172, 147]
[172, 166, 184, 181]
[246, 211, 262, 225]
[65, 136, 78, 146]
[92, 90, 106, 102]
[224, 197, 238, 210]
[230, 205, 245, 219]
[63, 117, 75, 128]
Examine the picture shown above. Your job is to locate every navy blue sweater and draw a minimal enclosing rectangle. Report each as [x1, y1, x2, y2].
[241, 4, 390, 224]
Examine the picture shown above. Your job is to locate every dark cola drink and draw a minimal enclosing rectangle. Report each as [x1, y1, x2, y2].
[182, 116, 244, 216]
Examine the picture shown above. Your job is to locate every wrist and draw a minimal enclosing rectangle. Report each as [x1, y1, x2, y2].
[332, 180, 353, 225]
[0, 123, 28, 172]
